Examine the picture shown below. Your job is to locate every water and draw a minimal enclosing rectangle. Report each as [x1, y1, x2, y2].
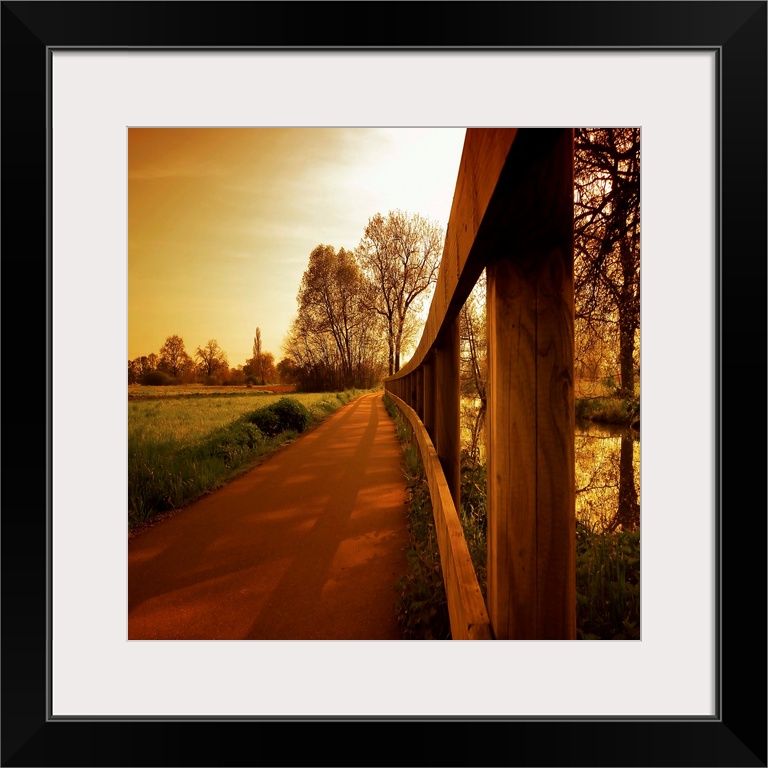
[575, 420, 640, 533]
[460, 399, 640, 534]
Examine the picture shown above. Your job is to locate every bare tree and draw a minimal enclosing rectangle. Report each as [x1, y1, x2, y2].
[459, 271, 487, 462]
[356, 210, 444, 374]
[195, 339, 228, 381]
[574, 128, 640, 398]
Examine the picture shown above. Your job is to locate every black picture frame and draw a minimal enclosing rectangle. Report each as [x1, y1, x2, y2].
[3, 2, 765, 766]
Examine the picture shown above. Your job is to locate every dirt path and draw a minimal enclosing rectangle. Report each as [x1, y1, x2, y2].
[128, 392, 410, 640]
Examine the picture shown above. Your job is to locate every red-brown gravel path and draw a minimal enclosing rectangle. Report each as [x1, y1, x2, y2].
[128, 392, 410, 640]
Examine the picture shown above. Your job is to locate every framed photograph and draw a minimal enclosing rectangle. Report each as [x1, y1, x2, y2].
[3, 1, 765, 765]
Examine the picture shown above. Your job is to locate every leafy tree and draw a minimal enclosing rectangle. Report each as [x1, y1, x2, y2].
[283, 244, 386, 391]
[129, 353, 159, 384]
[158, 335, 192, 380]
[195, 339, 228, 382]
[259, 351, 276, 384]
[251, 327, 264, 384]
[356, 210, 443, 374]
[177, 356, 198, 384]
[244, 327, 277, 385]
[276, 357, 298, 386]
[226, 366, 247, 386]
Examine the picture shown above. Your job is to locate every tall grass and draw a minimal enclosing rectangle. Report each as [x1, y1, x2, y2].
[128, 392, 347, 445]
[383, 392, 640, 640]
[383, 394, 488, 639]
[128, 389, 367, 531]
[383, 395, 451, 639]
[576, 523, 640, 639]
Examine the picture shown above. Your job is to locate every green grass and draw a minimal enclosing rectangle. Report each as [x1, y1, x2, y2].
[383, 394, 488, 640]
[128, 389, 369, 532]
[127, 383, 295, 399]
[459, 452, 488, 600]
[383, 395, 451, 640]
[128, 392, 348, 445]
[383, 392, 640, 641]
[576, 523, 640, 639]
[575, 395, 639, 425]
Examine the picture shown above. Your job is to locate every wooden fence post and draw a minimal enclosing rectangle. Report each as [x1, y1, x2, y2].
[486, 130, 575, 640]
[435, 318, 461, 512]
[423, 353, 436, 442]
[415, 366, 424, 422]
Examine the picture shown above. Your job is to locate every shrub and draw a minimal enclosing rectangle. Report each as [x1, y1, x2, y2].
[141, 370, 176, 386]
[215, 423, 265, 466]
[246, 397, 311, 437]
[227, 369, 246, 386]
[272, 397, 311, 433]
[247, 407, 283, 437]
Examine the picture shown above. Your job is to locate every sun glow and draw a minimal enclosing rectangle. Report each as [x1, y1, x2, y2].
[129, 128, 466, 369]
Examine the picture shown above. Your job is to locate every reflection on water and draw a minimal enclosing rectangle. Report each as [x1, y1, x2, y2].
[460, 400, 640, 535]
[576, 420, 639, 533]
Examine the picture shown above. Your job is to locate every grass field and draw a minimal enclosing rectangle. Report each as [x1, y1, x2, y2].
[128, 388, 371, 532]
[127, 383, 297, 400]
[129, 391, 348, 444]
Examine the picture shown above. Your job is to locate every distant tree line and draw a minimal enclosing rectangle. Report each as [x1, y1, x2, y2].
[281, 128, 640, 400]
[128, 328, 279, 386]
[129, 209, 443, 392]
[131, 130, 638, 399]
[282, 210, 443, 391]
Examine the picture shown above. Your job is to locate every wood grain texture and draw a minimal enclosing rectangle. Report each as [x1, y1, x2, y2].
[486, 256, 538, 639]
[435, 319, 461, 512]
[423, 354, 436, 442]
[387, 129, 518, 381]
[387, 392, 492, 640]
[385, 129, 575, 640]
[486, 130, 575, 640]
[415, 366, 424, 422]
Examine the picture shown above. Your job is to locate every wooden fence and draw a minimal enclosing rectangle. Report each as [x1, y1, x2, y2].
[384, 128, 576, 640]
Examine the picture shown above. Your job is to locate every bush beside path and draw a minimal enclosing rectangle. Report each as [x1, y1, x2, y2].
[128, 392, 410, 640]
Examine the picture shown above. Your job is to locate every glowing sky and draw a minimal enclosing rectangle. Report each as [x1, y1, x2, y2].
[128, 128, 467, 368]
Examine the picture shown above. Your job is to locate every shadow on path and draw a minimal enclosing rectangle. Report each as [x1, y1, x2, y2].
[128, 392, 410, 640]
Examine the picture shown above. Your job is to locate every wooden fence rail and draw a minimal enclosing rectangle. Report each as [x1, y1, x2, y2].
[384, 128, 576, 640]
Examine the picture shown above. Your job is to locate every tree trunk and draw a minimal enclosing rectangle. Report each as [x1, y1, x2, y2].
[617, 217, 638, 396]
[618, 310, 636, 396]
[608, 434, 639, 532]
